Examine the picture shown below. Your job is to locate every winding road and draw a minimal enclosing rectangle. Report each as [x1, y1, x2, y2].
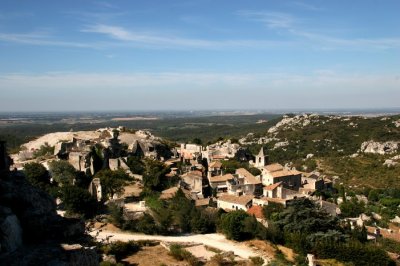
[90, 229, 271, 262]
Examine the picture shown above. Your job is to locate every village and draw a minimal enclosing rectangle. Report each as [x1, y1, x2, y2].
[3, 124, 399, 265]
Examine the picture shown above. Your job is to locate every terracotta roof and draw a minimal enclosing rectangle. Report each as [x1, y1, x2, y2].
[247, 205, 265, 219]
[264, 181, 282, 191]
[236, 168, 261, 184]
[195, 198, 210, 207]
[212, 155, 226, 159]
[264, 163, 284, 172]
[159, 187, 179, 200]
[182, 170, 202, 177]
[209, 161, 222, 168]
[210, 173, 234, 183]
[218, 194, 254, 205]
[270, 169, 300, 178]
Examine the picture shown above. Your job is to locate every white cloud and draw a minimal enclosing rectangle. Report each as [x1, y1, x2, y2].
[237, 11, 296, 29]
[81, 24, 286, 49]
[239, 10, 400, 50]
[288, 2, 323, 11]
[0, 32, 96, 48]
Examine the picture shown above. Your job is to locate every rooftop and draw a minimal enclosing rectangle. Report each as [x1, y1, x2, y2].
[247, 205, 265, 220]
[209, 161, 222, 168]
[195, 198, 210, 207]
[218, 194, 254, 205]
[236, 168, 261, 184]
[270, 169, 301, 178]
[210, 173, 234, 183]
[182, 170, 203, 178]
[264, 181, 282, 191]
[264, 163, 284, 172]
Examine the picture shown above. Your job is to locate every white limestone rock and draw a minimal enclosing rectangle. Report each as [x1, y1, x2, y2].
[361, 140, 399, 155]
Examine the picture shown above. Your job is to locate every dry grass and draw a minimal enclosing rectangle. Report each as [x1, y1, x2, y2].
[245, 240, 276, 258]
[122, 245, 187, 266]
[277, 245, 296, 262]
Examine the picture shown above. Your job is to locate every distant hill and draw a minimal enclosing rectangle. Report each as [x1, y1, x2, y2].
[243, 114, 400, 188]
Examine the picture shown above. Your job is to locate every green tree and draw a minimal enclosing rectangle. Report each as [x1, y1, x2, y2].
[23, 162, 50, 190]
[368, 189, 380, 202]
[126, 156, 145, 175]
[339, 198, 365, 218]
[263, 202, 284, 221]
[33, 143, 54, 158]
[94, 169, 133, 199]
[219, 210, 253, 241]
[248, 167, 261, 176]
[48, 160, 77, 186]
[192, 138, 202, 145]
[142, 158, 172, 192]
[60, 185, 97, 217]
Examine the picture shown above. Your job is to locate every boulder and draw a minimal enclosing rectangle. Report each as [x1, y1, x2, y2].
[361, 141, 399, 155]
[0, 206, 23, 253]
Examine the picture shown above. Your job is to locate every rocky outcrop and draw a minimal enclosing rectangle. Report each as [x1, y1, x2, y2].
[0, 173, 85, 241]
[0, 141, 97, 264]
[360, 141, 399, 155]
[0, 206, 22, 253]
[267, 114, 320, 134]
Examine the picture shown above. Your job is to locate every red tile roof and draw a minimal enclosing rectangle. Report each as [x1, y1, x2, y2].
[247, 205, 265, 220]
[264, 181, 282, 191]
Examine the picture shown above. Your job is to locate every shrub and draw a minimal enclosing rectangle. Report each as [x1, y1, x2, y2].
[250, 256, 264, 266]
[169, 244, 200, 266]
[103, 241, 140, 261]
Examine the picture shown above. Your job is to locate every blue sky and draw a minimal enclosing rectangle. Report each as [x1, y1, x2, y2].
[0, 0, 399, 111]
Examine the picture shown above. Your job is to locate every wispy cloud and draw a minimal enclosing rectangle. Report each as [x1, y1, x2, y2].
[81, 24, 287, 49]
[237, 10, 296, 29]
[239, 10, 400, 50]
[288, 2, 323, 11]
[94, 1, 119, 9]
[0, 32, 93, 48]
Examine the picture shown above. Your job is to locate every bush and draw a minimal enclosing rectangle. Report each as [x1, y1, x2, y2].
[107, 202, 124, 227]
[169, 244, 200, 266]
[219, 210, 255, 241]
[250, 256, 264, 266]
[103, 241, 140, 261]
[60, 185, 98, 217]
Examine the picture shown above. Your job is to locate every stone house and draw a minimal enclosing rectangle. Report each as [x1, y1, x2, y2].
[261, 163, 302, 190]
[181, 170, 204, 197]
[209, 173, 234, 192]
[227, 168, 263, 196]
[208, 161, 222, 177]
[217, 194, 254, 211]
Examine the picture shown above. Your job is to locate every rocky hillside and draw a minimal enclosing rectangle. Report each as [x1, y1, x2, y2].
[243, 114, 400, 188]
[0, 166, 98, 265]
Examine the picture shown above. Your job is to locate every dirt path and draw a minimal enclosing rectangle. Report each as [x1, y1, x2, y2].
[90, 229, 272, 262]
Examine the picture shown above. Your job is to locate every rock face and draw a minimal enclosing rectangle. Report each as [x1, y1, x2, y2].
[0, 141, 97, 264]
[360, 141, 399, 155]
[0, 173, 86, 241]
[0, 207, 23, 253]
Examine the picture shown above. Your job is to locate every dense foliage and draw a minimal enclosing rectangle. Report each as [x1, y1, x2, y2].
[94, 169, 133, 199]
[59, 185, 98, 217]
[263, 199, 394, 266]
[48, 160, 77, 186]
